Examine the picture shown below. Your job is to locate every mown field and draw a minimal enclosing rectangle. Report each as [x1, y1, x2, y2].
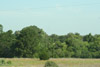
[0, 58, 100, 67]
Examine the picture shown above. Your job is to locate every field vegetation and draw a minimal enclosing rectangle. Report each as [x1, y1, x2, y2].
[0, 24, 100, 67]
[0, 58, 100, 67]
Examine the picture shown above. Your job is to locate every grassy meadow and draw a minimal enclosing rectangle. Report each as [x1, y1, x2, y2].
[0, 58, 100, 67]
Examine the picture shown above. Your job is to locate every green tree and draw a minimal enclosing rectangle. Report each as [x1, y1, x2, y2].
[0, 24, 3, 34]
[0, 30, 15, 57]
[83, 33, 95, 42]
[12, 26, 49, 58]
[65, 33, 89, 58]
[49, 41, 67, 58]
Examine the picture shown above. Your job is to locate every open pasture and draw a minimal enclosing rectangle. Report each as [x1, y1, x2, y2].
[0, 58, 100, 67]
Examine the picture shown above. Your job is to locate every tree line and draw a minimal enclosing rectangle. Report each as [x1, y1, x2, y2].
[0, 24, 100, 58]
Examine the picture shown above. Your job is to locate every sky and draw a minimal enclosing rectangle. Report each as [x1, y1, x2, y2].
[0, 0, 100, 35]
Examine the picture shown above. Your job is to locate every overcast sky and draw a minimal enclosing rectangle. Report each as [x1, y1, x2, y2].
[0, 0, 100, 35]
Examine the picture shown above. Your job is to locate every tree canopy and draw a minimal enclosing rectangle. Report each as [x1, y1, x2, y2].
[0, 24, 100, 58]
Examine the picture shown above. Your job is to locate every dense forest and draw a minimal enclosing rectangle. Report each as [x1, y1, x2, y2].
[0, 24, 100, 58]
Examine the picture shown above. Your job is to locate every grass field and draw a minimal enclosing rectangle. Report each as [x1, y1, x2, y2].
[0, 58, 100, 67]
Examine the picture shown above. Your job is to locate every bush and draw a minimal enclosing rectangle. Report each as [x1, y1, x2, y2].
[1, 60, 5, 64]
[44, 61, 59, 67]
[39, 51, 50, 60]
[0, 60, 12, 65]
[7, 61, 12, 64]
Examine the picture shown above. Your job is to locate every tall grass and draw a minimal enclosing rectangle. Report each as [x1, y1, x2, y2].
[0, 58, 100, 67]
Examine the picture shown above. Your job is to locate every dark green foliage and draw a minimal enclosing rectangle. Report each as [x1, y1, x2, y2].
[0, 24, 3, 34]
[44, 61, 59, 67]
[0, 30, 15, 58]
[50, 41, 67, 58]
[39, 51, 50, 60]
[0, 24, 100, 58]
[83, 33, 95, 42]
[11, 26, 45, 58]
[50, 34, 59, 42]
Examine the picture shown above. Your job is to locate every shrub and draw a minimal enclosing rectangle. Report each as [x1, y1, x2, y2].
[7, 61, 12, 64]
[0, 60, 12, 65]
[1, 60, 5, 64]
[39, 51, 50, 60]
[44, 61, 59, 67]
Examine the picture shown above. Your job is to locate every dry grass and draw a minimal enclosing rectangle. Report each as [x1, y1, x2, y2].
[0, 58, 100, 67]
